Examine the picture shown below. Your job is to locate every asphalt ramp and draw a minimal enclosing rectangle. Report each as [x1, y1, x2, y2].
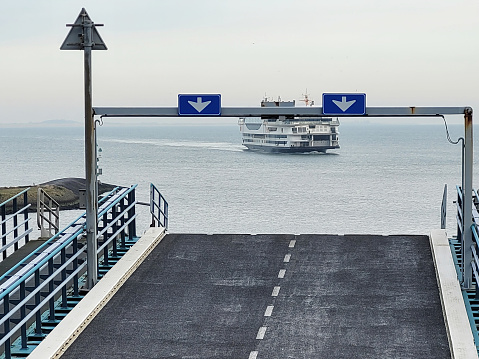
[49, 233, 450, 358]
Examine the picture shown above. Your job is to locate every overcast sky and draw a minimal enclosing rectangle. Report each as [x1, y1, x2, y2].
[0, 0, 478, 125]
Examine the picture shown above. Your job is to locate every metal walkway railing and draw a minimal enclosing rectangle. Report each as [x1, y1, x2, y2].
[0, 185, 138, 358]
[0, 189, 32, 261]
[452, 186, 479, 354]
[150, 183, 168, 229]
[36, 188, 59, 239]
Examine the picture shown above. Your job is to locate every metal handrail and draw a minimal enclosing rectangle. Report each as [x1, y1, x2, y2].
[37, 188, 60, 238]
[0, 186, 135, 296]
[0, 188, 32, 260]
[0, 186, 120, 286]
[150, 183, 168, 229]
[0, 185, 139, 358]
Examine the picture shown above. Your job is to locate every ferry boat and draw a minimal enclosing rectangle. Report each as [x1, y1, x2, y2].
[238, 96, 340, 153]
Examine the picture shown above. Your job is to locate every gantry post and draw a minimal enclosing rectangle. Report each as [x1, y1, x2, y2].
[463, 108, 474, 289]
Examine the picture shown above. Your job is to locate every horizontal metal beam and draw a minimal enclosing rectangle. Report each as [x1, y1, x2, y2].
[93, 106, 472, 118]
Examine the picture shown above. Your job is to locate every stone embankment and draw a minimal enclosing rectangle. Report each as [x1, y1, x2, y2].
[0, 178, 116, 212]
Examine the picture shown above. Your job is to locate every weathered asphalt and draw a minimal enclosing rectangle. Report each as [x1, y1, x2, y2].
[61, 233, 450, 359]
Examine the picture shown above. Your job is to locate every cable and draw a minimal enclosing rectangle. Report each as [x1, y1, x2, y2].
[95, 116, 104, 127]
[441, 115, 463, 146]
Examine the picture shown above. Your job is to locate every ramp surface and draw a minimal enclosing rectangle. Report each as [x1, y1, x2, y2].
[61, 234, 450, 358]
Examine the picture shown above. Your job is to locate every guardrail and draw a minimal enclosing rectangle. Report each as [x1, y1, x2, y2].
[37, 188, 59, 239]
[150, 183, 168, 229]
[0, 185, 138, 358]
[0, 189, 32, 261]
[456, 186, 479, 287]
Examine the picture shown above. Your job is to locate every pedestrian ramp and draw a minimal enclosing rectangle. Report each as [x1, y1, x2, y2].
[30, 232, 472, 358]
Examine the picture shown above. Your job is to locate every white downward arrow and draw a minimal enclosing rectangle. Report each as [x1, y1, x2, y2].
[188, 97, 211, 113]
[332, 96, 356, 112]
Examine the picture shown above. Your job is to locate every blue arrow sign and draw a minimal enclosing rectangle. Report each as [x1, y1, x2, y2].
[178, 94, 221, 116]
[322, 93, 366, 115]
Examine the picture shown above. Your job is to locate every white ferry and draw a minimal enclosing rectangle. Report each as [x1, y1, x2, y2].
[238, 96, 340, 153]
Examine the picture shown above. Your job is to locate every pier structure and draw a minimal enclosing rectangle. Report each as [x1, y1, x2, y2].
[1, 186, 478, 358]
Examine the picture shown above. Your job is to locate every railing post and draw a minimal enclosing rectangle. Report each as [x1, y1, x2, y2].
[23, 191, 29, 243]
[72, 235, 79, 297]
[12, 199, 18, 252]
[20, 281, 27, 349]
[462, 108, 474, 289]
[128, 189, 136, 239]
[441, 184, 447, 230]
[165, 199, 169, 230]
[34, 270, 42, 337]
[4, 293, 10, 359]
[1, 205, 6, 261]
[150, 184, 156, 227]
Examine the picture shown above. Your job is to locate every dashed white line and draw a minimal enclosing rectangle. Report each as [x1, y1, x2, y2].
[264, 305, 274, 317]
[272, 286, 280, 297]
[249, 351, 258, 359]
[256, 326, 267, 339]
[289, 239, 296, 248]
[283, 254, 291, 263]
[278, 269, 286, 279]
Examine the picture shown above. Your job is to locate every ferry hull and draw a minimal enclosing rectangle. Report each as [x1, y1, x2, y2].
[243, 144, 340, 153]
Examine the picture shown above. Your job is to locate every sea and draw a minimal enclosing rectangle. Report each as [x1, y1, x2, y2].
[0, 121, 474, 237]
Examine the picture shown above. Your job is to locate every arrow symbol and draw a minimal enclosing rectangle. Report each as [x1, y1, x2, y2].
[188, 97, 211, 113]
[332, 96, 356, 112]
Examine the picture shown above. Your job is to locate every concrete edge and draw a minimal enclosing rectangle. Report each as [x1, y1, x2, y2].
[429, 229, 478, 359]
[28, 227, 167, 359]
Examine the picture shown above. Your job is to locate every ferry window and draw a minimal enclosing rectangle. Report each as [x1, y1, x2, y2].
[268, 127, 277, 131]
[292, 128, 297, 133]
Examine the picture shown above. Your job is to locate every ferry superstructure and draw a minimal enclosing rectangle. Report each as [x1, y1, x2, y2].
[238, 98, 340, 153]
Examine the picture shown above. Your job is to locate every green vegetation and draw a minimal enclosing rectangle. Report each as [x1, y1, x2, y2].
[0, 185, 77, 212]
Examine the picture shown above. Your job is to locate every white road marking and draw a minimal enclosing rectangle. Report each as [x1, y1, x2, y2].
[283, 254, 291, 263]
[256, 326, 267, 339]
[289, 240, 296, 248]
[272, 286, 280, 297]
[278, 269, 286, 279]
[249, 351, 258, 359]
[264, 305, 274, 317]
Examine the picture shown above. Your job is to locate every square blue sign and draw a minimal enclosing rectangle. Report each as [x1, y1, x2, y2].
[322, 93, 366, 115]
[178, 94, 221, 116]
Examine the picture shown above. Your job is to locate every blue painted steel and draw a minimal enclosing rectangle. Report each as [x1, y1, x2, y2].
[0, 185, 140, 358]
[150, 183, 168, 229]
[178, 94, 221, 116]
[322, 93, 366, 115]
[0, 188, 32, 261]
[0, 187, 119, 287]
[453, 185, 479, 355]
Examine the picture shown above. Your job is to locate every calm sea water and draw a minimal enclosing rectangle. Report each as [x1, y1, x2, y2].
[0, 122, 474, 236]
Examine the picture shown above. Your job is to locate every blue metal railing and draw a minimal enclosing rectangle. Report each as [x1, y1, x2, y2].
[0, 185, 138, 358]
[0, 187, 119, 290]
[150, 183, 168, 229]
[456, 185, 464, 243]
[455, 186, 479, 353]
[0, 188, 32, 261]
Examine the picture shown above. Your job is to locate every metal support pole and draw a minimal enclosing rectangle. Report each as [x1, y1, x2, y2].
[462, 108, 474, 289]
[84, 20, 98, 289]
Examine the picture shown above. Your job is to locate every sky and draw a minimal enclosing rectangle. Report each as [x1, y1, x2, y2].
[0, 0, 478, 125]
